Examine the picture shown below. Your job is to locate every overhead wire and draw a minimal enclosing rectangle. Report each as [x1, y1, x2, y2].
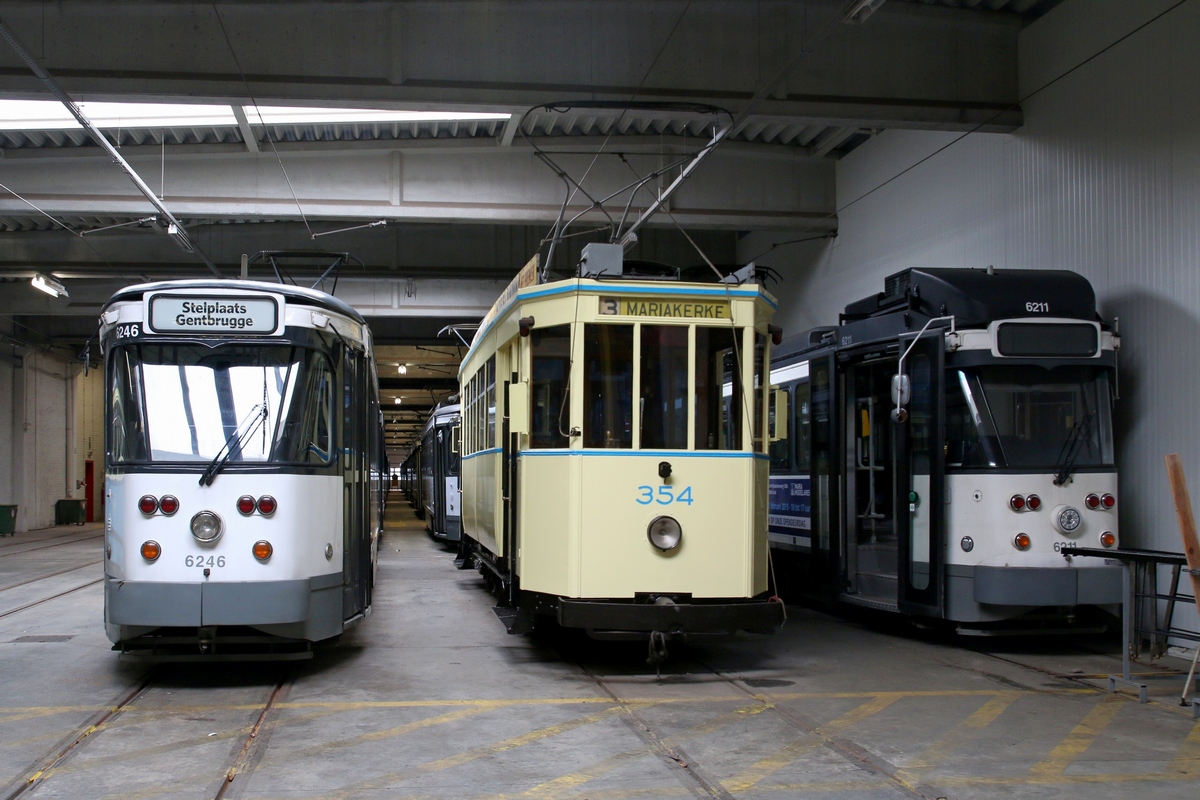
[211, 4, 314, 241]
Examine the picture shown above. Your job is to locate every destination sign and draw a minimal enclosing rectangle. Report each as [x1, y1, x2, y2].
[147, 294, 280, 334]
[599, 296, 730, 319]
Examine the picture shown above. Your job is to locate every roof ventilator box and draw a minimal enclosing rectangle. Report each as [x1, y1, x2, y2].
[581, 243, 624, 277]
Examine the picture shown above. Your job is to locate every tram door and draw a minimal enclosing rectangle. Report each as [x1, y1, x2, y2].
[343, 350, 370, 618]
[893, 335, 944, 615]
[842, 356, 899, 606]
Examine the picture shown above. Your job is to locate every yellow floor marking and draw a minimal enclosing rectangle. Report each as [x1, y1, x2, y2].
[1168, 718, 1200, 775]
[721, 694, 902, 793]
[1027, 696, 1126, 778]
[291, 705, 495, 756]
[0, 687, 1095, 721]
[489, 704, 769, 799]
[308, 706, 628, 800]
[894, 692, 1020, 781]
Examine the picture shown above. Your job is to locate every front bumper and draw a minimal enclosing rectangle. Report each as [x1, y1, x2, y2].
[557, 596, 786, 635]
[972, 564, 1122, 606]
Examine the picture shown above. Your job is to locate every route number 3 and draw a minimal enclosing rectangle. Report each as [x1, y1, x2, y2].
[636, 485, 694, 505]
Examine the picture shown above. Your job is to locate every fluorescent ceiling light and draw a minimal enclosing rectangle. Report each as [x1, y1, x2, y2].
[0, 100, 509, 131]
[31, 273, 68, 298]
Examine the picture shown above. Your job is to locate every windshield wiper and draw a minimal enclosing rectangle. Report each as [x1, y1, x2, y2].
[198, 404, 268, 486]
[1053, 412, 1093, 486]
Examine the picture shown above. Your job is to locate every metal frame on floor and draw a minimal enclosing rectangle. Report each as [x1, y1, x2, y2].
[1072, 546, 1199, 716]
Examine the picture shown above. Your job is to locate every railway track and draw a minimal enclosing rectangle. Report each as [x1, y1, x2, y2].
[0, 532, 103, 559]
[0, 668, 293, 800]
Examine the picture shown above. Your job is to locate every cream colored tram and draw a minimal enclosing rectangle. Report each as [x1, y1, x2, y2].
[456, 250, 786, 639]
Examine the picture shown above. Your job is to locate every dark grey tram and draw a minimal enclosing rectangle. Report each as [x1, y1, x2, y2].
[767, 268, 1122, 632]
[420, 399, 461, 542]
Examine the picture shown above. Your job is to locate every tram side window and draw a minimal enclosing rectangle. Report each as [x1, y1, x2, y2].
[486, 356, 496, 450]
[695, 327, 742, 450]
[794, 381, 812, 472]
[753, 334, 766, 451]
[109, 348, 149, 462]
[640, 325, 688, 449]
[584, 324, 633, 448]
[274, 353, 334, 463]
[530, 325, 571, 448]
[769, 386, 791, 471]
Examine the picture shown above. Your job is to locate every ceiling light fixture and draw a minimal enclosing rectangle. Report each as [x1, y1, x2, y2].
[398, 364, 407, 375]
[394, 397, 402, 404]
[31, 273, 68, 298]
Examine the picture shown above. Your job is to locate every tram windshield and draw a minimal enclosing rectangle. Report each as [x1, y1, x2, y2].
[109, 344, 334, 464]
[945, 365, 1114, 469]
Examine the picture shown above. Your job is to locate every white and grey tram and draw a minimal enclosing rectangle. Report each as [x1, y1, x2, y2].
[421, 399, 462, 541]
[768, 268, 1122, 631]
[456, 247, 786, 640]
[100, 280, 386, 657]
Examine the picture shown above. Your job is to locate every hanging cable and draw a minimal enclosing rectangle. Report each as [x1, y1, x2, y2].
[211, 4, 314, 240]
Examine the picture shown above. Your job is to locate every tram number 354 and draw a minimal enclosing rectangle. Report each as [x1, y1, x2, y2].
[636, 486, 694, 506]
[185, 555, 226, 568]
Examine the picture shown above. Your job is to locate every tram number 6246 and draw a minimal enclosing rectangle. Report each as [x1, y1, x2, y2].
[185, 555, 226, 568]
[636, 486, 694, 506]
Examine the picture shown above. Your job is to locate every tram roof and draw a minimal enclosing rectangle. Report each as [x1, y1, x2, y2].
[843, 268, 1097, 326]
[101, 279, 366, 324]
[777, 267, 1102, 361]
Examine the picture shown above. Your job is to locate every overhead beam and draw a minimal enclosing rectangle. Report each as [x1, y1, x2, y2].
[0, 1, 1022, 133]
[0, 140, 836, 232]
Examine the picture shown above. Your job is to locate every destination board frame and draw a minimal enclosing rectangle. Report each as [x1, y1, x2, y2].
[145, 292, 284, 336]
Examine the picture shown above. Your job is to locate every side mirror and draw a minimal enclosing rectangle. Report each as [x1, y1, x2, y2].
[770, 387, 789, 442]
[891, 374, 910, 406]
[508, 380, 530, 435]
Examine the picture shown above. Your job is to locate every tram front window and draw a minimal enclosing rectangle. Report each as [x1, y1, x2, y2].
[109, 344, 334, 464]
[946, 365, 1114, 469]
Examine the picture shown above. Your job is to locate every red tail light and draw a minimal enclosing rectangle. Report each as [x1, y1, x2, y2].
[1009, 494, 1026, 511]
[257, 495, 277, 515]
[138, 495, 158, 515]
[1101, 493, 1115, 509]
[1085, 493, 1101, 510]
[236, 495, 256, 515]
[1026, 494, 1042, 511]
[158, 495, 179, 515]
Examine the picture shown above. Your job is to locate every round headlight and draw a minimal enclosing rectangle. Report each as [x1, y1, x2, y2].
[190, 510, 223, 543]
[1053, 505, 1082, 534]
[647, 516, 682, 552]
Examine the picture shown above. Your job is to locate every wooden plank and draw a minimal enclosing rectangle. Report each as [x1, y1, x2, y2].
[1164, 454, 1200, 615]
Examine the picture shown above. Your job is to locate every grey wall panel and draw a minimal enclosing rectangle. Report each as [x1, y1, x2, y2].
[739, 0, 1200, 637]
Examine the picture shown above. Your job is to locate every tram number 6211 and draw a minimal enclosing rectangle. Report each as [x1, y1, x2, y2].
[636, 486, 694, 506]
[185, 555, 226, 568]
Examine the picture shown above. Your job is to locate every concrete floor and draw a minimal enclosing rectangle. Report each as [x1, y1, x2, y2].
[0, 497, 1197, 799]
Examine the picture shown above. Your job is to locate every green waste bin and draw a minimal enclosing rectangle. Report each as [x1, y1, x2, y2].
[0, 505, 15, 536]
[55, 499, 86, 526]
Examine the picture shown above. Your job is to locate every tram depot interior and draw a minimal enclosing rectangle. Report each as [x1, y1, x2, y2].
[2, 1, 1200, 798]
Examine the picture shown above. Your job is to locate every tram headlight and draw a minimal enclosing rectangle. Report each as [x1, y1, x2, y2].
[1052, 505, 1082, 535]
[140, 540, 161, 561]
[190, 510, 223, 543]
[647, 516, 683, 552]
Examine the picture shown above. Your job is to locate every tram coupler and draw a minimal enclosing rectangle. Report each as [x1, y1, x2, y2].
[647, 630, 670, 678]
[197, 626, 217, 655]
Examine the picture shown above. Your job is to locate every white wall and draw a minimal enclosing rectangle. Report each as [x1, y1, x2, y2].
[740, 0, 1200, 628]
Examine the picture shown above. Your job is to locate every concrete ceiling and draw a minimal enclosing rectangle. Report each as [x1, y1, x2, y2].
[0, 0, 1046, 454]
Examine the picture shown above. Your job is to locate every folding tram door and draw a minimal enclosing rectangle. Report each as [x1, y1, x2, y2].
[342, 346, 372, 619]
